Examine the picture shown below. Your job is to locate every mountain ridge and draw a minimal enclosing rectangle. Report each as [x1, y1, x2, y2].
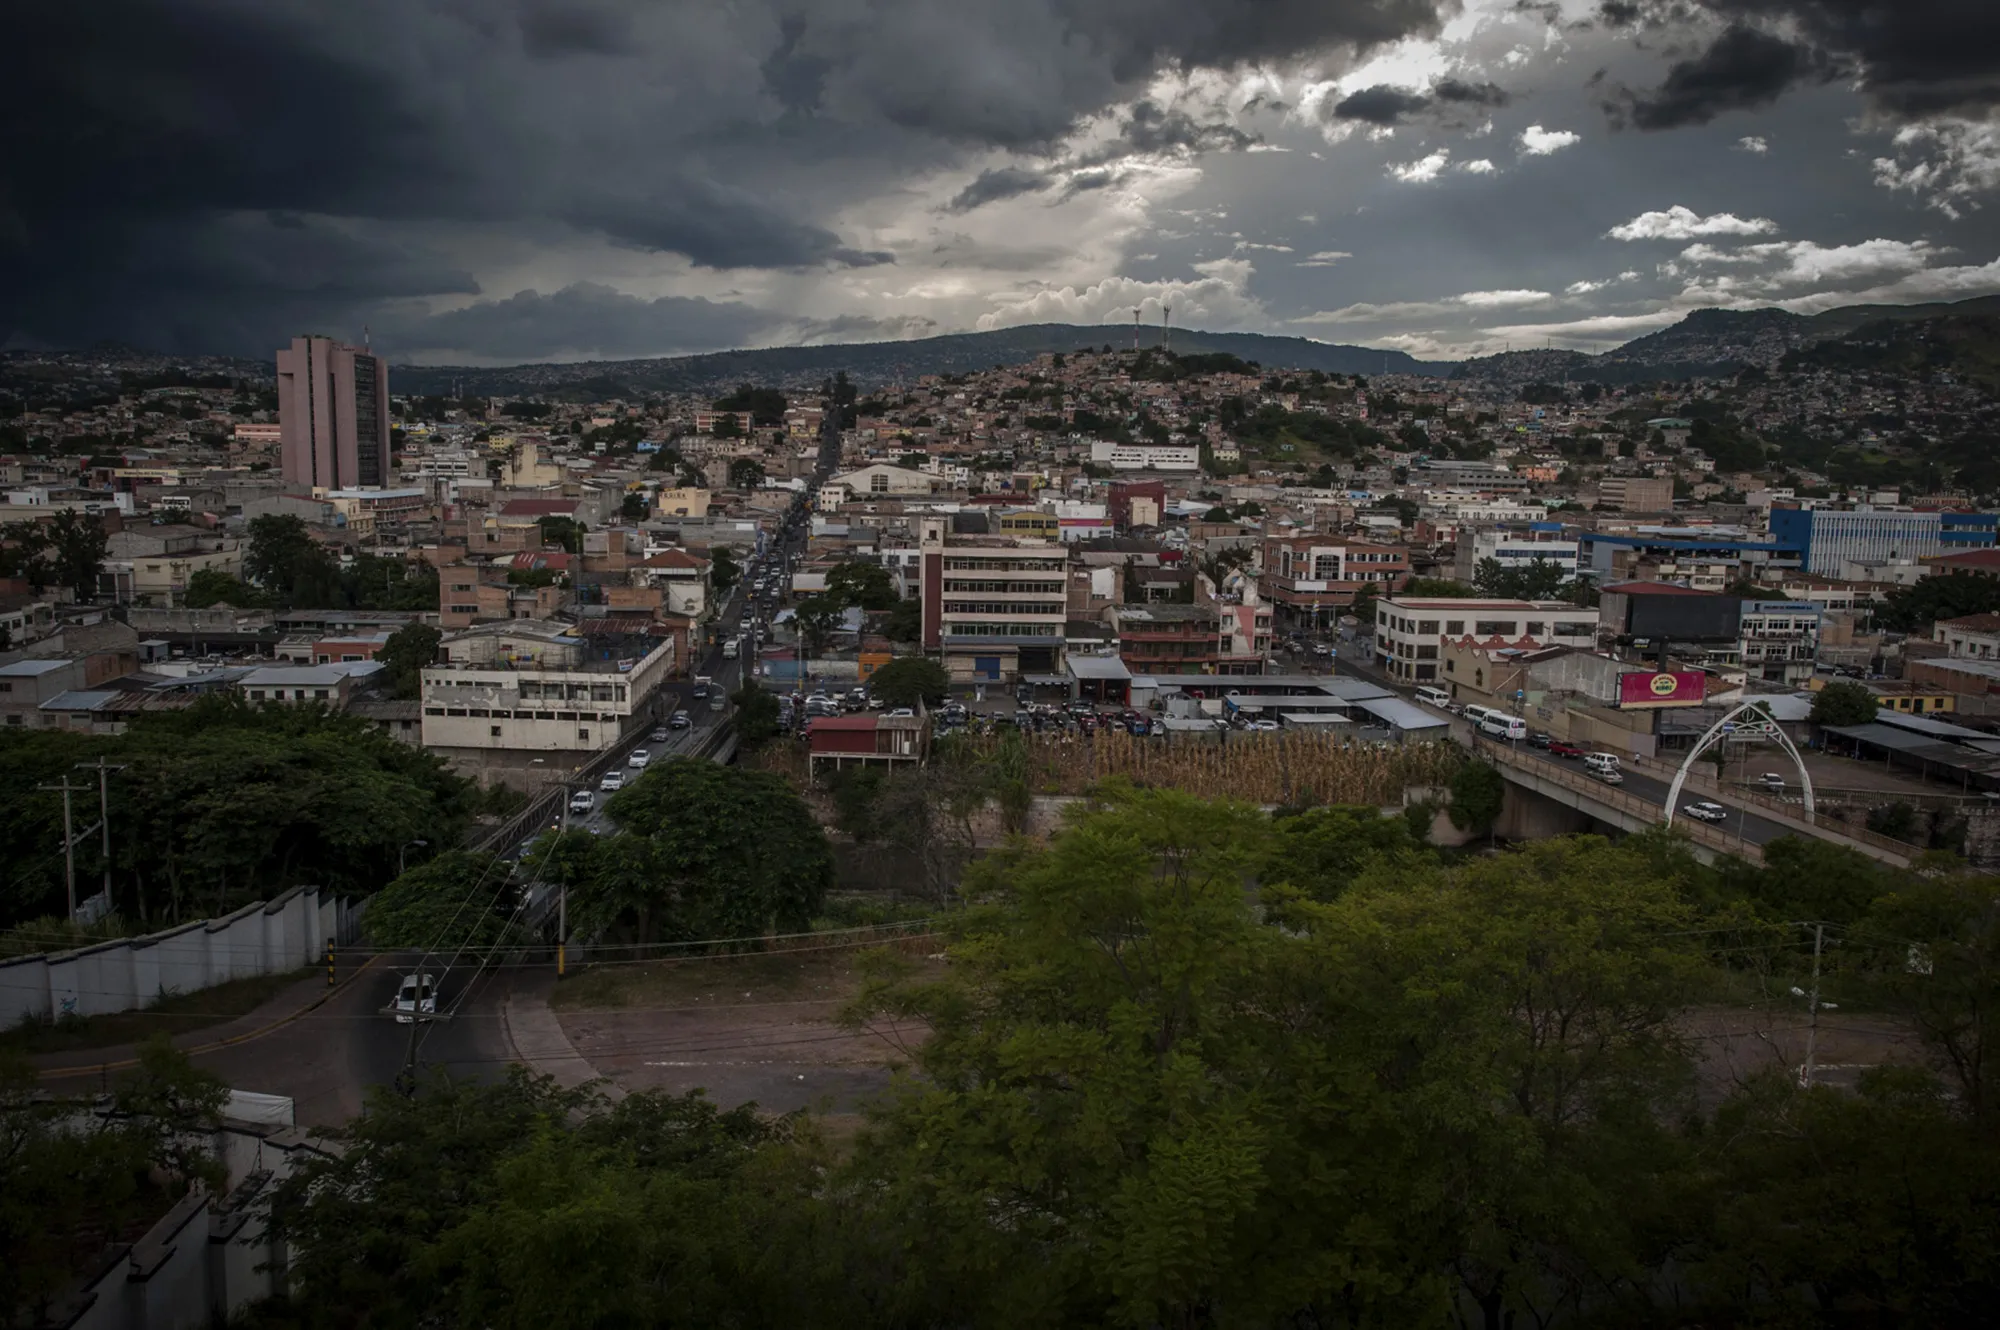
[388, 324, 1457, 398]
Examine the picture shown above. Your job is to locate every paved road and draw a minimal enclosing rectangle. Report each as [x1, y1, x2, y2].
[1476, 733, 1797, 849]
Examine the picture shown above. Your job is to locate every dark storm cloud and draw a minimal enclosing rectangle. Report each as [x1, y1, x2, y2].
[1328, 78, 1508, 125]
[516, 1, 632, 58]
[1332, 86, 1435, 125]
[1616, 24, 1825, 129]
[0, 0, 1457, 356]
[945, 168, 1055, 214]
[384, 283, 776, 361]
[1610, 3, 2000, 125]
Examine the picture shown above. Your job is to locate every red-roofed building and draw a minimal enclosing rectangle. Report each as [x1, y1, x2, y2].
[805, 712, 929, 774]
[634, 548, 711, 618]
[1923, 548, 2000, 580]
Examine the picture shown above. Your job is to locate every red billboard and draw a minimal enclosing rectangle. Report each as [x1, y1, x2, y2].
[1619, 670, 1706, 708]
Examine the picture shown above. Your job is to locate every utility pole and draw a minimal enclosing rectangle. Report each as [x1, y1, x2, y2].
[1800, 922, 1826, 1088]
[38, 776, 89, 920]
[77, 760, 125, 918]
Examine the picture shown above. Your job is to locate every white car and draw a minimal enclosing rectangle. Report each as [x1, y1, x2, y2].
[599, 771, 625, 793]
[569, 789, 595, 814]
[628, 749, 651, 769]
[392, 972, 436, 1025]
[1683, 801, 1729, 824]
[669, 710, 692, 729]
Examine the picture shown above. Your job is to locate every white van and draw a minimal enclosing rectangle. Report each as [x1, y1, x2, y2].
[1478, 711, 1528, 741]
[1414, 685, 1452, 709]
[1584, 752, 1623, 782]
[1460, 705, 1494, 728]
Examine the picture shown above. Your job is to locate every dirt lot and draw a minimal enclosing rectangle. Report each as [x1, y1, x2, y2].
[551, 948, 933, 1116]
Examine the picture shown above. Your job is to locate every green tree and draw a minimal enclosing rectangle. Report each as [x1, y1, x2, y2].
[244, 514, 341, 605]
[1448, 758, 1506, 839]
[1402, 575, 1479, 597]
[594, 759, 832, 940]
[731, 683, 780, 746]
[866, 655, 951, 708]
[728, 457, 766, 488]
[1811, 679, 1879, 727]
[1263, 803, 1422, 901]
[709, 545, 741, 594]
[1473, 555, 1572, 601]
[0, 520, 54, 592]
[363, 850, 518, 949]
[619, 490, 648, 521]
[710, 412, 744, 439]
[2, 1041, 226, 1323]
[884, 597, 922, 642]
[269, 1069, 848, 1329]
[1878, 572, 2000, 631]
[44, 508, 109, 601]
[182, 567, 264, 608]
[375, 623, 442, 700]
[825, 560, 898, 611]
[536, 515, 584, 553]
[791, 594, 844, 655]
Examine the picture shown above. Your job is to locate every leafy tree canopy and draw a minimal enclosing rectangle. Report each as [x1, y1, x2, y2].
[866, 656, 951, 708]
[1810, 679, 1879, 728]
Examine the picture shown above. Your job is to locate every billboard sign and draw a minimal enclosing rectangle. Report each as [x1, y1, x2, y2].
[1619, 670, 1706, 708]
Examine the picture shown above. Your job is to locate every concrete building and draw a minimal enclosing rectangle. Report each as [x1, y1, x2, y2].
[1108, 480, 1166, 530]
[1452, 524, 1580, 582]
[1935, 613, 2000, 660]
[276, 336, 390, 491]
[1733, 600, 1822, 686]
[1597, 475, 1675, 513]
[420, 621, 675, 780]
[1088, 440, 1200, 472]
[916, 517, 1066, 683]
[101, 526, 243, 607]
[1109, 603, 1222, 675]
[1259, 534, 1410, 625]
[1374, 596, 1598, 685]
[1770, 507, 1998, 577]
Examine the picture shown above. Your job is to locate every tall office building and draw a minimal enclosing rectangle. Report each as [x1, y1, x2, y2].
[276, 336, 390, 491]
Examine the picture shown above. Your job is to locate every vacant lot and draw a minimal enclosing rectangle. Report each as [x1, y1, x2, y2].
[1683, 1005, 1929, 1104]
[552, 948, 934, 1116]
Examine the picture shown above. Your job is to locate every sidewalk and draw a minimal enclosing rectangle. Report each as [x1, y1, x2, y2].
[33, 956, 385, 1082]
[499, 970, 623, 1100]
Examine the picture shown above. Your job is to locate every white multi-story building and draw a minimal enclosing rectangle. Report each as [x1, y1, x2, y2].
[1374, 596, 1598, 686]
[1453, 526, 1581, 583]
[1733, 600, 1821, 686]
[1088, 440, 1200, 471]
[420, 620, 675, 779]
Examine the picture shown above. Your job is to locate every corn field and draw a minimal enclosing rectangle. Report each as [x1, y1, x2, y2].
[941, 731, 1467, 806]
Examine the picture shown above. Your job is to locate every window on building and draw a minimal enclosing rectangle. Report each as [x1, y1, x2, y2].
[490, 725, 503, 737]
[1524, 621, 1545, 636]
[577, 727, 591, 740]
[1415, 665, 1437, 681]
[1418, 620, 1438, 635]
[1445, 620, 1464, 635]
[1474, 620, 1515, 637]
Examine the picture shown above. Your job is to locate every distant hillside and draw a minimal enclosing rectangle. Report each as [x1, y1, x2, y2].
[1455, 296, 2000, 387]
[1781, 311, 2000, 390]
[389, 324, 1456, 399]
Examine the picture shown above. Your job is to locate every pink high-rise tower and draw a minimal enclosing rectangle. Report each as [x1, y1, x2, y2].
[276, 335, 390, 491]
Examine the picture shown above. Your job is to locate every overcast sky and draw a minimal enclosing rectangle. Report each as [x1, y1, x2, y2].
[5, 0, 1997, 365]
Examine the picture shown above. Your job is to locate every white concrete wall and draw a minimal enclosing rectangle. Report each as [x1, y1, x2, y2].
[0, 888, 362, 1033]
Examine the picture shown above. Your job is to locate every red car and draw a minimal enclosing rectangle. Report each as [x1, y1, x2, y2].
[1548, 740, 1586, 758]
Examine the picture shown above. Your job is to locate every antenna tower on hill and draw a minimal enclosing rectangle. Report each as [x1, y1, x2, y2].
[1162, 305, 1172, 354]
[1131, 307, 1141, 351]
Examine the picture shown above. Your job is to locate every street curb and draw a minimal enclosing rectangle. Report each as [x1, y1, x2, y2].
[35, 953, 389, 1082]
[500, 978, 624, 1100]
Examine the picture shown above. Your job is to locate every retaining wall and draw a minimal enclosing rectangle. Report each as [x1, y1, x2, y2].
[0, 887, 363, 1030]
